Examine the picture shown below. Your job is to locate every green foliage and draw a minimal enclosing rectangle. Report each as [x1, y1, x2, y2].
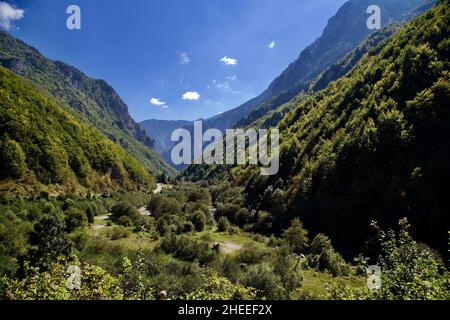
[327, 219, 450, 300]
[0, 67, 156, 193]
[187, 273, 256, 300]
[217, 216, 231, 232]
[121, 248, 154, 300]
[307, 234, 349, 277]
[204, 3, 450, 255]
[283, 218, 309, 254]
[0, 210, 30, 275]
[27, 211, 73, 270]
[235, 243, 270, 265]
[190, 211, 207, 232]
[370, 218, 449, 300]
[109, 226, 131, 240]
[0, 32, 174, 177]
[117, 215, 133, 227]
[0, 137, 27, 179]
[111, 201, 153, 231]
[241, 264, 284, 299]
[0, 260, 123, 300]
[273, 246, 303, 298]
[65, 207, 88, 233]
[158, 233, 218, 265]
[111, 201, 139, 220]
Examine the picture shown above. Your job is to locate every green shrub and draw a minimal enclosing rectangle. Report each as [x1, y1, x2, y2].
[27, 212, 73, 270]
[0, 137, 27, 179]
[110, 226, 131, 240]
[241, 264, 284, 299]
[65, 208, 88, 232]
[158, 233, 218, 265]
[111, 201, 139, 219]
[283, 218, 309, 254]
[117, 216, 133, 227]
[307, 234, 348, 276]
[236, 243, 270, 265]
[190, 211, 207, 232]
[217, 217, 230, 232]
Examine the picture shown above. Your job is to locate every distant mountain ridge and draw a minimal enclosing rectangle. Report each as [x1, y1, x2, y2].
[144, 0, 432, 169]
[234, 0, 433, 129]
[0, 32, 174, 176]
[139, 119, 192, 169]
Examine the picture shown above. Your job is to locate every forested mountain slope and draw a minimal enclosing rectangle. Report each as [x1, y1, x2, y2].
[0, 67, 155, 196]
[181, 26, 401, 183]
[202, 0, 431, 133]
[0, 32, 174, 176]
[152, 0, 432, 169]
[236, 0, 435, 129]
[190, 2, 450, 254]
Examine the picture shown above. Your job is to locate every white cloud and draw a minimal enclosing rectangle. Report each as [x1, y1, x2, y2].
[177, 51, 191, 65]
[150, 98, 166, 106]
[217, 81, 230, 90]
[150, 97, 168, 108]
[0, 2, 24, 31]
[226, 75, 237, 81]
[268, 41, 276, 49]
[220, 56, 238, 66]
[182, 91, 200, 101]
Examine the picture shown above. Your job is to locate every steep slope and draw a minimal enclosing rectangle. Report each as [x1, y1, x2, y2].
[0, 67, 155, 195]
[236, 0, 435, 130]
[204, 0, 430, 133]
[231, 2, 449, 253]
[148, 0, 431, 169]
[0, 32, 174, 176]
[239, 25, 401, 130]
[181, 25, 403, 183]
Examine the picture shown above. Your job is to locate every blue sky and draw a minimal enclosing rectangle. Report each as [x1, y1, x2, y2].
[4, 0, 347, 121]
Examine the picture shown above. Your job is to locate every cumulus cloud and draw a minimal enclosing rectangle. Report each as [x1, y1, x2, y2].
[268, 41, 276, 49]
[220, 56, 238, 66]
[150, 97, 168, 108]
[177, 51, 191, 65]
[0, 1, 24, 31]
[182, 91, 200, 101]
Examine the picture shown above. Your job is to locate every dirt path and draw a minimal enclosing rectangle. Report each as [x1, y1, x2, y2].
[219, 242, 242, 254]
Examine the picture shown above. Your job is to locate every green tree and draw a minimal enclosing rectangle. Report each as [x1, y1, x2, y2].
[370, 218, 450, 300]
[0, 137, 27, 179]
[190, 211, 207, 232]
[326, 219, 450, 300]
[307, 234, 348, 276]
[27, 212, 73, 270]
[65, 208, 88, 233]
[217, 216, 230, 232]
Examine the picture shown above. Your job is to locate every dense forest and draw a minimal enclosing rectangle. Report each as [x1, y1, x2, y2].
[183, 1, 450, 257]
[0, 0, 449, 301]
[0, 32, 174, 177]
[0, 67, 155, 196]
